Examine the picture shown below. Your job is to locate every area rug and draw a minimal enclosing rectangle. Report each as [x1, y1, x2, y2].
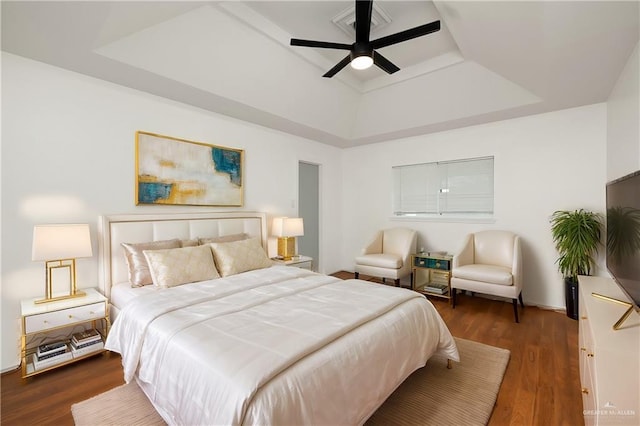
[72, 338, 509, 426]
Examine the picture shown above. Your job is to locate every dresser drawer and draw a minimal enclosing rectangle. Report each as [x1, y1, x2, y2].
[25, 302, 106, 333]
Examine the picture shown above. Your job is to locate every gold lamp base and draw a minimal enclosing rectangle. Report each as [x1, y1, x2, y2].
[35, 259, 87, 304]
[35, 290, 86, 305]
[277, 237, 296, 260]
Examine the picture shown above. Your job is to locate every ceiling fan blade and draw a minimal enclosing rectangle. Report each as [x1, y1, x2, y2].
[291, 39, 352, 50]
[323, 55, 352, 78]
[373, 51, 400, 74]
[355, 0, 373, 43]
[371, 20, 441, 50]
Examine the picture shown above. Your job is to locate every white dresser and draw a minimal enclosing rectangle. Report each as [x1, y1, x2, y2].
[578, 276, 639, 425]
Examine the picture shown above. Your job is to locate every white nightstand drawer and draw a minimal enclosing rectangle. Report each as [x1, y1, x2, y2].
[25, 302, 106, 333]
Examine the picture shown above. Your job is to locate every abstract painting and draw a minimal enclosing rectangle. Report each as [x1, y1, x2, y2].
[136, 131, 244, 206]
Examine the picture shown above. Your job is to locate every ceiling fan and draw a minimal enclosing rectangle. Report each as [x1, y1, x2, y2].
[290, 0, 441, 78]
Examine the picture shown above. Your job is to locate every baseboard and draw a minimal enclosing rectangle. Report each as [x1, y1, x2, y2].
[1, 364, 20, 375]
[455, 291, 564, 311]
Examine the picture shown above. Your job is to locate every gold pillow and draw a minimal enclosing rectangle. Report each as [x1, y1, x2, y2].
[180, 239, 199, 247]
[122, 239, 181, 287]
[198, 233, 248, 245]
[209, 238, 273, 277]
[143, 245, 219, 288]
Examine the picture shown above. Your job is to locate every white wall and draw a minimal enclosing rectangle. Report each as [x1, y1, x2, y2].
[341, 104, 608, 309]
[0, 53, 344, 371]
[5, 42, 636, 373]
[607, 41, 640, 181]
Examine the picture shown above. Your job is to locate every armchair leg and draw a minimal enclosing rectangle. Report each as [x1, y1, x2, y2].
[452, 288, 456, 308]
[519, 293, 525, 308]
[354, 272, 359, 279]
[394, 278, 400, 287]
[512, 298, 520, 323]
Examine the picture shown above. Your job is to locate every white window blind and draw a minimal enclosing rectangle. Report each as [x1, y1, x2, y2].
[393, 156, 494, 218]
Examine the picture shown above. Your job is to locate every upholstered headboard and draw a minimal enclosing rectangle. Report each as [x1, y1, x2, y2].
[98, 212, 267, 299]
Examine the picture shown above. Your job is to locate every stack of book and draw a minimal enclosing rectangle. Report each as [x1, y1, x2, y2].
[70, 329, 104, 358]
[423, 283, 448, 294]
[33, 341, 72, 370]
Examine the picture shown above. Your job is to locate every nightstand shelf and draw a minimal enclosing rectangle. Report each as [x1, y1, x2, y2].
[411, 253, 453, 301]
[272, 255, 313, 270]
[20, 288, 110, 378]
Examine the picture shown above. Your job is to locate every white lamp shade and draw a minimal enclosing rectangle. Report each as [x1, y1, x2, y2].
[32, 224, 93, 261]
[272, 217, 285, 237]
[283, 218, 304, 237]
[272, 217, 304, 237]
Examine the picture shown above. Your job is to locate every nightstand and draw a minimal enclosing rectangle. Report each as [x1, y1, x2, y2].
[272, 255, 313, 270]
[20, 287, 110, 378]
[411, 253, 453, 302]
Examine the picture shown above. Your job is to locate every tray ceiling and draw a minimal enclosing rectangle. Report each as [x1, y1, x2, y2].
[2, 1, 638, 148]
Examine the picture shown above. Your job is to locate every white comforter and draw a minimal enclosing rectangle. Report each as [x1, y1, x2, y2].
[106, 266, 459, 426]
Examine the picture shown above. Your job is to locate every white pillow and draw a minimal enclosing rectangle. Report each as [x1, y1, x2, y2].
[209, 237, 273, 277]
[143, 245, 219, 288]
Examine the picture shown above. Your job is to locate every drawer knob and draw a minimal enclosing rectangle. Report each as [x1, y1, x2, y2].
[587, 353, 594, 358]
[68, 315, 73, 319]
[43, 320, 48, 324]
[580, 347, 586, 352]
[582, 388, 590, 395]
[581, 316, 587, 320]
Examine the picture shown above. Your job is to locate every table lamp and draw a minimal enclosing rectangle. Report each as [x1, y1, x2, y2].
[32, 224, 93, 304]
[272, 217, 304, 260]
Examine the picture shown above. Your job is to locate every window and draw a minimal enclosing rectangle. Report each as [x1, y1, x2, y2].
[393, 156, 494, 219]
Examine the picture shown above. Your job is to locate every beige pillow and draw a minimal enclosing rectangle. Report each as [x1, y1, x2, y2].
[180, 239, 199, 247]
[198, 233, 248, 245]
[209, 238, 273, 277]
[122, 239, 181, 287]
[143, 245, 219, 288]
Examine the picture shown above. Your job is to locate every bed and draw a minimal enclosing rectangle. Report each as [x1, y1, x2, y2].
[100, 212, 459, 425]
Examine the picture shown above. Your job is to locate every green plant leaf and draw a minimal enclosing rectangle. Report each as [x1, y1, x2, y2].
[550, 209, 602, 281]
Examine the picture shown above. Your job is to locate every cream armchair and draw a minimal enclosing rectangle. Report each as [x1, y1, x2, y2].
[354, 228, 417, 287]
[451, 230, 524, 322]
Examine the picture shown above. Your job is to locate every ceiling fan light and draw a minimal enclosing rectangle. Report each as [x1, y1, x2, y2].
[350, 55, 373, 70]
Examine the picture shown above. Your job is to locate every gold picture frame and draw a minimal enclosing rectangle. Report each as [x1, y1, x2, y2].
[136, 131, 244, 207]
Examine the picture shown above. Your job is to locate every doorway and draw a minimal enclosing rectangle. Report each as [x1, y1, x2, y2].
[298, 162, 319, 271]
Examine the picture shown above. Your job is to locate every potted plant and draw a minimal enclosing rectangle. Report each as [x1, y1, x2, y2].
[550, 209, 603, 319]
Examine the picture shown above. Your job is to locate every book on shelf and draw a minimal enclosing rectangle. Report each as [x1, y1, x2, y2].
[71, 335, 102, 347]
[71, 329, 101, 344]
[36, 341, 67, 357]
[71, 335, 103, 349]
[71, 340, 104, 358]
[423, 284, 448, 294]
[32, 350, 72, 371]
[37, 348, 68, 360]
[70, 337, 103, 350]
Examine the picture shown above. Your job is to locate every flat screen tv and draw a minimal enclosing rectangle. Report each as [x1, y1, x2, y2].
[606, 169, 640, 313]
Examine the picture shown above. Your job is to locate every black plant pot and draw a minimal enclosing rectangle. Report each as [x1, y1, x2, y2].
[565, 277, 579, 320]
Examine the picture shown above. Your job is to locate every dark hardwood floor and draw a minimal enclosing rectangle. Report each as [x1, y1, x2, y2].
[1, 271, 583, 426]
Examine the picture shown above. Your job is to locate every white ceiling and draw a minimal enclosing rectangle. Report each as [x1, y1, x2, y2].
[2, 1, 638, 148]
